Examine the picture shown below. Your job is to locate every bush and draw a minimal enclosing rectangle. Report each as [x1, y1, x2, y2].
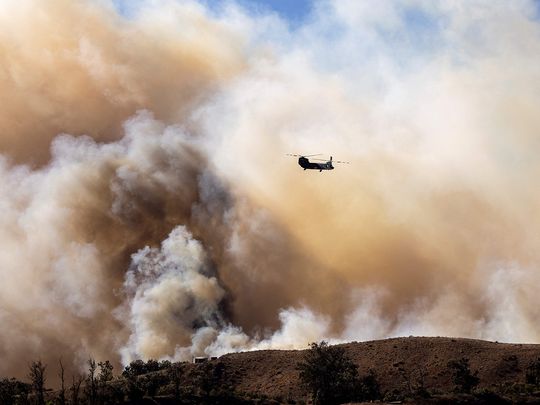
[296, 341, 359, 405]
[122, 359, 172, 378]
[447, 358, 479, 393]
[0, 378, 30, 405]
[526, 357, 540, 386]
[358, 369, 381, 400]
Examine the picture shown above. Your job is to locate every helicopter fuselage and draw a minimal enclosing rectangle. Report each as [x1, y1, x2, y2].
[298, 156, 334, 171]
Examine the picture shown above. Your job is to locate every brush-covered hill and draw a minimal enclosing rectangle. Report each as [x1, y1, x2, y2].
[206, 336, 540, 403]
[9, 336, 540, 404]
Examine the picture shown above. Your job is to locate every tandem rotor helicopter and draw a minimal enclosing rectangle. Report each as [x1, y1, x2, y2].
[286, 154, 350, 172]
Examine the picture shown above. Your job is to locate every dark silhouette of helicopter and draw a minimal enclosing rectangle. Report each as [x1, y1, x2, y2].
[286, 154, 350, 171]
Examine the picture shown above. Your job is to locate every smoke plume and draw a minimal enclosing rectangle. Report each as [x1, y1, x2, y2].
[1, 0, 540, 379]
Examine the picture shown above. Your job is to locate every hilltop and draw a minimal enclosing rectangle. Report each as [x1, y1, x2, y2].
[198, 336, 540, 403]
[6, 337, 540, 404]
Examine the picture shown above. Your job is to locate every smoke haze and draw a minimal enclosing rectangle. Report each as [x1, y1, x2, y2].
[1, 0, 540, 379]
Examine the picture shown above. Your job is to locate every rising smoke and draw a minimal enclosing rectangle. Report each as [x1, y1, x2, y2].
[0, 0, 540, 379]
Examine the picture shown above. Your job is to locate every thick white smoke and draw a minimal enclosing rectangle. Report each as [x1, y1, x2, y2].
[120, 225, 225, 362]
[119, 224, 336, 362]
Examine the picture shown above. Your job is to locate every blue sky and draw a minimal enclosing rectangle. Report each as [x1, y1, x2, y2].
[234, 0, 312, 22]
[113, 0, 540, 26]
[113, 0, 313, 24]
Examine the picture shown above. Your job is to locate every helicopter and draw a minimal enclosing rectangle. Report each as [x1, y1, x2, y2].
[286, 154, 350, 172]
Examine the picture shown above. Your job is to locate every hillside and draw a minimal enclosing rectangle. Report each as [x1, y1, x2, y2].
[8, 337, 540, 404]
[205, 336, 540, 402]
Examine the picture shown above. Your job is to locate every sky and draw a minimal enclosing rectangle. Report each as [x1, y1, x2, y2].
[234, 0, 312, 22]
[1, 0, 540, 380]
[113, 0, 313, 23]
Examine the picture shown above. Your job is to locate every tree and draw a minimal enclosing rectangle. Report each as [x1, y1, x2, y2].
[169, 363, 184, 401]
[192, 361, 226, 401]
[359, 369, 381, 400]
[70, 374, 84, 405]
[447, 358, 479, 393]
[86, 358, 98, 405]
[97, 360, 114, 404]
[28, 360, 46, 405]
[122, 360, 147, 378]
[297, 341, 359, 405]
[122, 362, 145, 402]
[57, 359, 66, 405]
[144, 359, 160, 373]
[393, 361, 427, 399]
[121, 359, 171, 378]
[98, 361, 113, 384]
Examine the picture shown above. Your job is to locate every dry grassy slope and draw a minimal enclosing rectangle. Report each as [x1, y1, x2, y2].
[213, 337, 540, 399]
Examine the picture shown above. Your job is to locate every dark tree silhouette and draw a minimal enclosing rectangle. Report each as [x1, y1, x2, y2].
[70, 374, 84, 405]
[192, 361, 227, 402]
[122, 360, 148, 378]
[28, 360, 46, 405]
[86, 358, 98, 405]
[297, 341, 359, 405]
[97, 360, 114, 404]
[98, 361, 113, 383]
[169, 363, 185, 401]
[58, 359, 66, 405]
[123, 361, 145, 402]
[448, 358, 479, 393]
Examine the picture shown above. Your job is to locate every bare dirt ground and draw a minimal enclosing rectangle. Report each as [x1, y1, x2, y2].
[207, 336, 540, 402]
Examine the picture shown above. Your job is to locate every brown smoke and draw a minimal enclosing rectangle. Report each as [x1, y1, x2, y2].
[196, 0, 540, 342]
[1, 0, 540, 383]
[0, 0, 243, 165]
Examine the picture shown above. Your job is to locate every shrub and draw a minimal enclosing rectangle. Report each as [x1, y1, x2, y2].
[296, 341, 359, 405]
[358, 369, 381, 400]
[122, 359, 172, 378]
[526, 357, 540, 386]
[447, 358, 479, 393]
[0, 378, 30, 405]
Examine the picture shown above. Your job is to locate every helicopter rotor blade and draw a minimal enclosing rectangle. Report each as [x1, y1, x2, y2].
[286, 153, 348, 163]
[286, 153, 322, 158]
[310, 158, 350, 163]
